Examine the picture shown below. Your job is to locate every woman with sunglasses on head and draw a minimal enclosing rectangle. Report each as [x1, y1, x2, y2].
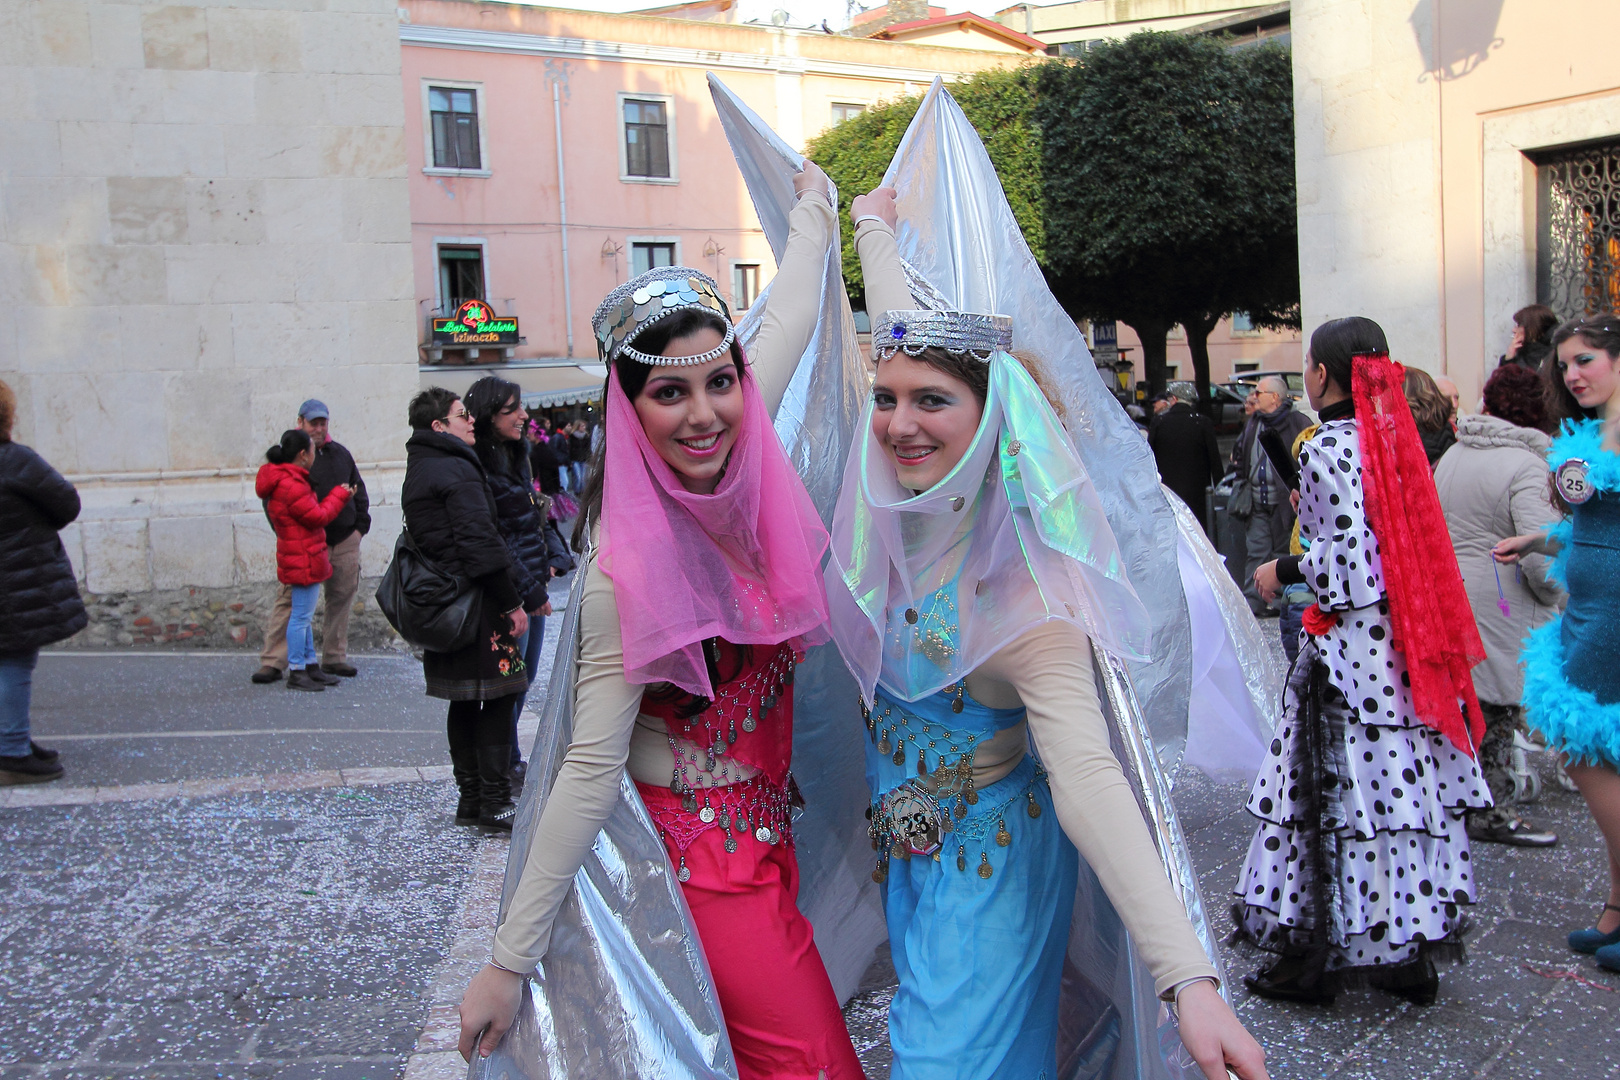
[457, 161, 865, 1080]
[1240, 317, 1491, 1007]
[1497, 313, 1620, 971]
[831, 186, 1265, 1080]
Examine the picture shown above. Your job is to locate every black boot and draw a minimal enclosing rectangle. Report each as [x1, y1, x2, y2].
[449, 744, 481, 827]
[1244, 953, 1337, 1005]
[1369, 955, 1439, 1006]
[476, 745, 519, 832]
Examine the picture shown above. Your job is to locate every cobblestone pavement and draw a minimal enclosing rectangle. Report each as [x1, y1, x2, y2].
[2, 783, 479, 1080]
[7, 609, 1620, 1079]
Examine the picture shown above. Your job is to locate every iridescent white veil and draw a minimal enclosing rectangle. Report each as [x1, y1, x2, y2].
[468, 76, 881, 1080]
[869, 79, 1230, 1080]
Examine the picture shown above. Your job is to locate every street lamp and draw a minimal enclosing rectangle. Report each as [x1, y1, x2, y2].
[702, 237, 725, 295]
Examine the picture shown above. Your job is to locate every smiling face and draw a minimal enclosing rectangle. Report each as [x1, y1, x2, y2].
[492, 395, 526, 442]
[298, 415, 328, 449]
[630, 327, 744, 494]
[871, 354, 985, 492]
[1557, 335, 1620, 417]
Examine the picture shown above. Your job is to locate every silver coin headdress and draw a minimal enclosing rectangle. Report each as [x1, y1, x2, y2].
[592, 266, 735, 366]
[873, 309, 1013, 362]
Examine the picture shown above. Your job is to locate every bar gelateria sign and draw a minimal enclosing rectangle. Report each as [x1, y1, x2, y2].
[432, 300, 519, 346]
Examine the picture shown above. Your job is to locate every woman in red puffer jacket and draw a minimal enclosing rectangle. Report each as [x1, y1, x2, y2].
[255, 429, 354, 692]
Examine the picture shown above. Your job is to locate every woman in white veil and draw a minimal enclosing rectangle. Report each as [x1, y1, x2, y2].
[825, 177, 1267, 1079]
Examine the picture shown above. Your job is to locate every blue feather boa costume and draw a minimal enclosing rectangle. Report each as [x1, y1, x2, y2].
[1521, 418, 1620, 766]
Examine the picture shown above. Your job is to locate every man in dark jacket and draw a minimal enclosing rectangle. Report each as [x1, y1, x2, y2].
[0, 379, 86, 784]
[1147, 390, 1224, 533]
[253, 399, 371, 683]
[1230, 376, 1314, 616]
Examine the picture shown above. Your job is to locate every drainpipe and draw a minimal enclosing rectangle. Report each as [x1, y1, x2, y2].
[553, 80, 575, 357]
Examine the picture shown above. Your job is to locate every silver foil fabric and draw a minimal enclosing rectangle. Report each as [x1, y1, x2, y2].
[879, 79, 1194, 771]
[1165, 490, 1283, 785]
[470, 77, 883, 1080]
[878, 80, 1222, 1080]
[476, 585, 735, 1080]
[710, 73, 886, 1002]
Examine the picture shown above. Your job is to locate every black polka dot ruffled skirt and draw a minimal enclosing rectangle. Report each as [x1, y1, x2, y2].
[1234, 634, 1490, 976]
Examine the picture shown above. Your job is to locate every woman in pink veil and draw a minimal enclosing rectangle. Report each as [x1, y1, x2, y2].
[456, 162, 865, 1080]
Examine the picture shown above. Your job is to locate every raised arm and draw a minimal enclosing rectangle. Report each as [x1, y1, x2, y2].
[851, 187, 913, 351]
[460, 556, 646, 1059]
[749, 162, 839, 416]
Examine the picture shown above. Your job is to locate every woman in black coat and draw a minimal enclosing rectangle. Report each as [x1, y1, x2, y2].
[465, 378, 575, 791]
[0, 379, 86, 784]
[401, 387, 528, 831]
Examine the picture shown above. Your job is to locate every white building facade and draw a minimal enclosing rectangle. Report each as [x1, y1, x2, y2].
[1, 1, 418, 647]
[1293, 0, 1620, 402]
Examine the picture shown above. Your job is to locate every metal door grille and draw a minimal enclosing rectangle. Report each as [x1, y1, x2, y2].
[1538, 140, 1620, 318]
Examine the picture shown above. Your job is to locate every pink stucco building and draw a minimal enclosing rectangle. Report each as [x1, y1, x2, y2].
[399, 0, 1023, 407]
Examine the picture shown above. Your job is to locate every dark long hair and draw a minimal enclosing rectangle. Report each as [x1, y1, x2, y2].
[1513, 303, 1558, 347]
[1545, 313, 1620, 427]
[265, 428, 311, 465]
[464, 375, 526, 477]
[1307, 316, 1389, 396]
[571, 308, 745, 552]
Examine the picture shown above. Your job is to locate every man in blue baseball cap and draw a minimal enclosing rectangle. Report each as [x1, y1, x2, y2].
[252, 399, 371, 684]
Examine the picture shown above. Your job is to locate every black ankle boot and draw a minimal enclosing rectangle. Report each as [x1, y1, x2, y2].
[449, 740, 481, 827]
[1369, 955, 1439, 1006]
[476, 745, 518, 832]
[1244, 954, 1337, 1005]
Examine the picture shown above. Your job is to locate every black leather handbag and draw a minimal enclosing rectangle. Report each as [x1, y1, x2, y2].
[375, 521, 481, 653]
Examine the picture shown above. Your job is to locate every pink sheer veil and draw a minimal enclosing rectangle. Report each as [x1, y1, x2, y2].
[597, 355, 830, 697]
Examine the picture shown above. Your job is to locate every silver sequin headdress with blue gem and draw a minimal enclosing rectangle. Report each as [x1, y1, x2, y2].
[873, 309, 1012, 362]
[592, 266, 735, 366]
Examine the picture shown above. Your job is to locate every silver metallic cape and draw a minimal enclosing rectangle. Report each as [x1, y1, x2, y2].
[882, 81, 1226, 1080]
[469, 78, 881, 1080]
[711, 73, 886, 1003]
[1165, 489, 1283, 785]
[880, 80, 1194, 771]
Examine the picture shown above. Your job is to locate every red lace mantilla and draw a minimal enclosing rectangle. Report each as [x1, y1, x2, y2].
[1351, 352, 1485, 757]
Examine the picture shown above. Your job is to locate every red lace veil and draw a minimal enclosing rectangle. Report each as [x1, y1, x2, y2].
[1352, 351, 1485, 757]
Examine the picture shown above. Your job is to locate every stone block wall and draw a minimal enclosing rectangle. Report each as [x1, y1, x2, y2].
[69, 577, 410, 654]
[0, 1, 419, 647]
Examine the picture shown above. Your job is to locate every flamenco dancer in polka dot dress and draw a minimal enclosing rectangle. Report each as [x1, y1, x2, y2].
[1238, 317, 1492, 1005]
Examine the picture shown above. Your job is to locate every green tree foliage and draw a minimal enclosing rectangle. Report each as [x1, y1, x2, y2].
[1036, 34, 1299, 403]
[807, 65, 1044, 305]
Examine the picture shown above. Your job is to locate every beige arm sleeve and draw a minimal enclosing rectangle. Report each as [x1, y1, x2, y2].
[853, 218, 913, 356]
[974, 621, 1219, 999]
[750, 193, 837, 416]
[490, 558, 645, 974]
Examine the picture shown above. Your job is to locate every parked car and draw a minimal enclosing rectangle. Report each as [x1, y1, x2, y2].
[1166, 381, 1248, 433]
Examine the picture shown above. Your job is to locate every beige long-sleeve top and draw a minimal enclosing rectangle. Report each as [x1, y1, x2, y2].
[856, 216, 1217, 999]
[491, 192, 836, 975]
